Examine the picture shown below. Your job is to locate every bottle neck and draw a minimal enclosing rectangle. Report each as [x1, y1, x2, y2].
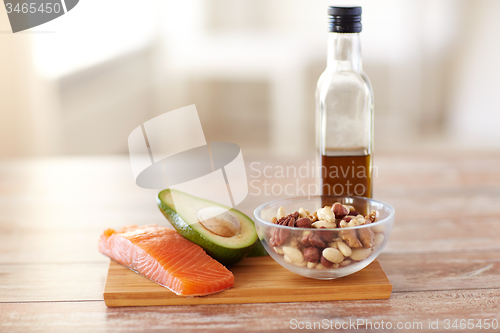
[327, 33, 362, 72]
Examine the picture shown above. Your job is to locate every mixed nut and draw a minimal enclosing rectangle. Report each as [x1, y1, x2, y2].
[269, 203, 386, 270]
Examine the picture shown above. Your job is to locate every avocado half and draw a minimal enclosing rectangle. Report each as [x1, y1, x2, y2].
[157, 189, 258, 266]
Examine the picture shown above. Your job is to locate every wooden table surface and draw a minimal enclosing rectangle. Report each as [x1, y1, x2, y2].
[1, 152, 499, 332]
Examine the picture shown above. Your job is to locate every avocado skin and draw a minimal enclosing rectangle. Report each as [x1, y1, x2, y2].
[246, 239, 269, 257]
[157, 195, 256, 266]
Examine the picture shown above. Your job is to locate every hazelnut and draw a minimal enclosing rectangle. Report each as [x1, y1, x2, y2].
[303, 247, 320, 263]
[295, 217, 312, 228]
[301, 233, 326, 248]
[317, 226, 335, 243]
[320, 255, 334, 268]
[332, 203, 349, 218]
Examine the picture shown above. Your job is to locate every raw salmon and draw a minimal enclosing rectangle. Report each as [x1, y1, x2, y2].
[99, 225, 234, 296]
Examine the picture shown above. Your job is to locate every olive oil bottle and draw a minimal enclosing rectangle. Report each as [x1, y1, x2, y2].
[316, 6, 374, 200]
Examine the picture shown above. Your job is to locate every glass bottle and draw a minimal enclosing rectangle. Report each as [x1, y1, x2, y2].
[316, 6, 374, 199]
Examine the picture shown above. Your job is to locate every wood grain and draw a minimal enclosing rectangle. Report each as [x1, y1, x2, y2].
[379, 251, 500, 292]
[0, 231, 108, 264]
[384, 216, 500, 254]
[1, 154, 500, 331]
[2, 289, 500, 332]
[0, 263, 107, 302]
[1, 251, 497, 304]
[104, 257, 392, 307]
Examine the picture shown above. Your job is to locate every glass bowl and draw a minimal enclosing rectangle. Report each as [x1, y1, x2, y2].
[253, 195, 395, 279]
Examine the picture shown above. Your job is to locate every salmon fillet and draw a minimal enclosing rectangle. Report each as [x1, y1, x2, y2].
[99, 225, 234, 296]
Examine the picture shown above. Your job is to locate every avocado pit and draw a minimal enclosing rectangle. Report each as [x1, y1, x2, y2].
[197, 207, 241, 237]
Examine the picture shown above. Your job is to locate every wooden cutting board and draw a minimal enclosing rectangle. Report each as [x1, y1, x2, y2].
[104, 257, 392, 307]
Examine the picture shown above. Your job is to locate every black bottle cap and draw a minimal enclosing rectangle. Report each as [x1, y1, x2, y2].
[328, 6, 362, 33]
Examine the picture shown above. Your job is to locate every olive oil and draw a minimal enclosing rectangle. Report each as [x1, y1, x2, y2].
[315, 6, 374, 207]
[320, 150, 372, 198]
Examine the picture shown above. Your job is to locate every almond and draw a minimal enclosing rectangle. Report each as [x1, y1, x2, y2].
[295, 217, 312, 228]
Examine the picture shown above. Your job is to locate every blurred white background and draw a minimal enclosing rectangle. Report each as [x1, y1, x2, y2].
[1, 0, 499, 158]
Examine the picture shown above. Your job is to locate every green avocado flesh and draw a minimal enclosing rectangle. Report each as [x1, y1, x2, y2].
[157, 189, 258, 266]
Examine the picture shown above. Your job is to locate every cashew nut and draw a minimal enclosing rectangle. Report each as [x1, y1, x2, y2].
[328, 242, 339, 249]
[273, 246, 285, 255]
[298, 207, 308, 218]
[293, 261, 307, 267]
[277, 206, 286, 220]
[307, 262, 317, 269]
[343, 204, 356, 212]
[340, 259, 352, 267]
[318, 207, 335, 223]
[312, 221, 337, 229]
